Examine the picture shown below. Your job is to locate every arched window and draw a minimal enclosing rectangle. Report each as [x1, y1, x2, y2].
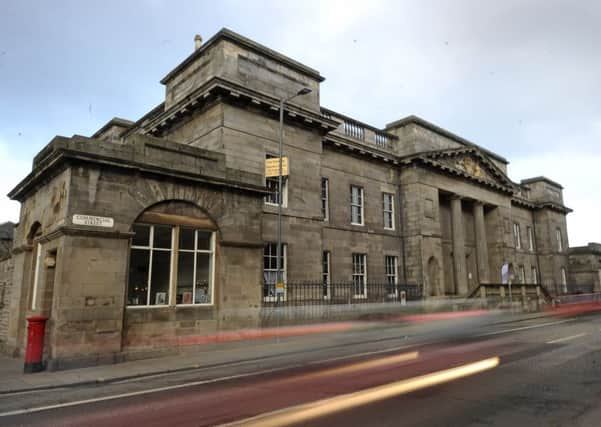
[127, 202, 216, 307]
[27, 222, 43, 310]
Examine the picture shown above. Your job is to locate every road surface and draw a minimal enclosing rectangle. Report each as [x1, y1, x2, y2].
[1, 311, 600, 426]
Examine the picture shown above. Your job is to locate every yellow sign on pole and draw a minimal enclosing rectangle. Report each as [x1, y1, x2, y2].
[265, 157, 289, 177]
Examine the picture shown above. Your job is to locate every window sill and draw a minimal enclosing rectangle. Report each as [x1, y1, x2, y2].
[350, 222, 365, 227]
[126, 304, 215, 309]
[263, 296, 287, 303]
[263, 202, 288, 209]
[126, 305, 171, 309]
[175, 303, 214, 308]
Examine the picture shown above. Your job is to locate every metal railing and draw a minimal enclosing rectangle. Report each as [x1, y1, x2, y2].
[555, 292, 601, 306]
[262, 282, 421, 306]
[467, 282, 553, 300]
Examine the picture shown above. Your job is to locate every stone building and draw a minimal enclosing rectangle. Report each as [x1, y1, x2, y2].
[1, 28, 579, 368]
[0, 222, 15, 352]
[568, 243, 601, 293]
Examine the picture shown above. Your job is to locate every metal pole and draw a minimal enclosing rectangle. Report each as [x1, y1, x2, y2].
[275, 88, 311, 304]
[276, 98, 284, 304]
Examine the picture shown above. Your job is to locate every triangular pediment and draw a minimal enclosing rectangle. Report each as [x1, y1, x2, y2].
[410, 148, 516, 193]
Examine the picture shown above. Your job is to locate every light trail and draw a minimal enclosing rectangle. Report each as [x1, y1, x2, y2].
[224, 357, 500, 427]
[279, 351, 419, 384]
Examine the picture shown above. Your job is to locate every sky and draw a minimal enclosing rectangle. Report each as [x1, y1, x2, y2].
[1, 0, 600, 246]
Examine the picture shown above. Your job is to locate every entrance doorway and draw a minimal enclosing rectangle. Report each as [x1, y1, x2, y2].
[427, 257, 440, 296]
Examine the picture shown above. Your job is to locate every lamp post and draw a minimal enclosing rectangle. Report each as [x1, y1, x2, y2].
[276, 87, 312, 300]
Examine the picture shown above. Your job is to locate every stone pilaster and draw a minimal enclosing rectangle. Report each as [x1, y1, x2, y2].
[451, 195, 468, 295]
[473, 202, 490, 284]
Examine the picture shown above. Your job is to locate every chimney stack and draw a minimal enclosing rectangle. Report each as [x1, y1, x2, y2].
[194, 34, 203, 51]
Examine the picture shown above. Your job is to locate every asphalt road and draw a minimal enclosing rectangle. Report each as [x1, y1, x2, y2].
[1, 312, 600, 427]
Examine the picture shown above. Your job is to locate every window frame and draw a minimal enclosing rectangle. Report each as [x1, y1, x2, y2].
[385, 255, 398, 297]
[513, 222, 522, 249]
[350, 185, 364, 226]
[556, 228, 563, 252]
[518, 265, 526, 284]
[127, 224, 216, 308]
[531, 266, 538, 284]
[263, 242, 287, 302]
[176, 229, 216, 306]
[383, 193, 395, 230]
[352, 253, 367, 298]
[322, 250, 331, 299]
[527, 226, 535, 252]
[128, 224, 174, 307]
[30, 243, 42, 310]
[321, 177, 329, 221]
[264, 154, 288, 207]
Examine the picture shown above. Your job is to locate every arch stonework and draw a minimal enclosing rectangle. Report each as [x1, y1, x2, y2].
[125, 178, 226, 228]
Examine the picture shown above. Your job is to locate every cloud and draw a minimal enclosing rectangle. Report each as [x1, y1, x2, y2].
[0, 137, 29, 223]
[1, 0, 600, 249]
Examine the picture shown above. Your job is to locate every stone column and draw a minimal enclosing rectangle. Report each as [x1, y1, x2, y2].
[451, 195, 468, 295]
[473, 202, 490, 284]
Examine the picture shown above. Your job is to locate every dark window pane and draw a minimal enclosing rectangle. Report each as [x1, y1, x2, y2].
[150, 251, 171, 305]
[153, 225, 172, 249]
[132, 224, 150, 247]
[197, 231, 212, 250]
[179, 227, 195, 251]
[176, 252, 194, 304]
[127, 249, 149, 305]
[195, 253, 212, 303]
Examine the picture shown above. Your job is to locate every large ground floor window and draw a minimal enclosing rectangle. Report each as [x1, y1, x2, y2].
[127, 223, 215, 307]
[263, 243, 286, 300]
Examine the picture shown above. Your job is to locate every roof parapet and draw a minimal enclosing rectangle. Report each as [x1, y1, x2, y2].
[385, 115, 508, 165]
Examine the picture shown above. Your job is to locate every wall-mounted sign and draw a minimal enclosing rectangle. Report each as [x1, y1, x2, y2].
[265, 157, 289, 177]
[72, 214, 114, 228]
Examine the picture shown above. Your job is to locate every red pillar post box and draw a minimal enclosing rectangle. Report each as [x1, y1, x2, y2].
[24, 316, 48, 373]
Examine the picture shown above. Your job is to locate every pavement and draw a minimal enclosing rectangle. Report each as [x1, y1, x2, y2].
[0, 321, 366, 394]
[0, 310, 548, 395]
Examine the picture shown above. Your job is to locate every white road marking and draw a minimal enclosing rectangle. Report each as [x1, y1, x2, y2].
[0, 343, 421, 418]
[0, 366, 292, 418]
[476, 319, 573, 337]
[0, 318, 581, 417]
[546, 332, 588, 344]
[306, 342, 421, 366]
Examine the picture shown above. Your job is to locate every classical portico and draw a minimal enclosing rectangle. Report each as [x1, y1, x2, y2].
[449, 195, 491, 294]
[397, 145, 520, 297]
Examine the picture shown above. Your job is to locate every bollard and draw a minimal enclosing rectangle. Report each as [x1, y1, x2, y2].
[24, 316, 48, 373]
